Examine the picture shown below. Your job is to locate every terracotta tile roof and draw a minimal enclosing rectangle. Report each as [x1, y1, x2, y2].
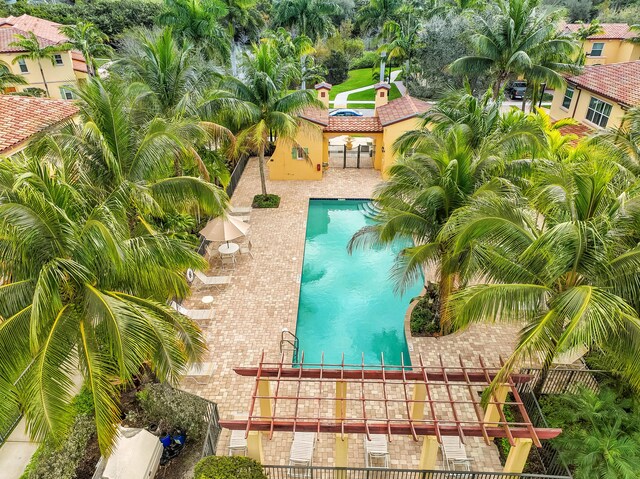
[314, 82, 332, 90]
[0, 14, 67, 43]
[557, 122, 593, 145]
[0, 25, 58, 53]
[566, 61, 640, 107]
[376, 96, 432, 126]
[324, 117, 383, 133]
[562, 23, 636, 40]
[374, 82, 391, 90]
[0, 95, 78, 155]
[73, 58, 88, 73]
[300, 107, 329, 126]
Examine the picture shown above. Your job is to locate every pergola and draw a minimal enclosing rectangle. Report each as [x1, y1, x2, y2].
[220, 353, 562, 473]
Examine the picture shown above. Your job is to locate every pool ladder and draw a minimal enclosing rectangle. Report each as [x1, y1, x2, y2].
[280, 328, 300, 364]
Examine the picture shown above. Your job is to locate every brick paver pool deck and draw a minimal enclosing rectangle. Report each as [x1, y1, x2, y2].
[180, 159, 522, 470]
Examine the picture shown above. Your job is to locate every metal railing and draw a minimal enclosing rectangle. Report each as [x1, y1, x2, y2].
[519, 368, 606, 395]
[202, 401, 222, 457]
[262, 466, 571, 479]
[226, 154, 250, 198]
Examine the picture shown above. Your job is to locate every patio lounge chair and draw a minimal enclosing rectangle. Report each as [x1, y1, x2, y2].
[194, 270, 232, 286]
[288, 432, 316, 477]
[364, 434, 389, 468]
[170, 301, 214, 321]
[441, 436, 471, 471]
[229, 206, 252, 215]
[228, 430, 248, 456]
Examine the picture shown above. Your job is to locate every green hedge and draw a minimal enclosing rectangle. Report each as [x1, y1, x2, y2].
[194, 456, 267, 479]
[252, 194, 281, 208]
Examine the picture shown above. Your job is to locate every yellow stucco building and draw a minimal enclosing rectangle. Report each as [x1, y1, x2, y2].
[0, 14, 88, 99]
[563, 23, 640, 65]
[269, 82, 431, 181]
[549, 61, 640, 132]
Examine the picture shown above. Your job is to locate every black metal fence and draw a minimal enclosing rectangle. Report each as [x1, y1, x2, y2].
[519, 368, 606, 395]
[226, 154, 250, 198]
[202, 401, 222, 457]
[262, 466, 570, 479]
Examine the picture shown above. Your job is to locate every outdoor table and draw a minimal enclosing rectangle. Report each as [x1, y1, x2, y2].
[218, 242, 239, 255]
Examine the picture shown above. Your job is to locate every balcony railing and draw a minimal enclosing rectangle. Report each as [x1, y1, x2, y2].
[262, 466, 571, 479]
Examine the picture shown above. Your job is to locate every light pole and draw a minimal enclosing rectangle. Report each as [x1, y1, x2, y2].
[379, 51, 387, 83]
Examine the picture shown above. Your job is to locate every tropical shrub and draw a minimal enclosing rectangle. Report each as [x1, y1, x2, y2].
[349, 50, 379, 69]
[135, 384, 209, 440]
[410, 283, 441, 336]
[194, 456, 267, 478]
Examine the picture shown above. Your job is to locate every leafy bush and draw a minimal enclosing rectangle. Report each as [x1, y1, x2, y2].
[323, 51, 350, 85]
[252, 194, 281, 208]
[135, 383, 209, 440]
[194, 456, 267, 479]
[21, 414, 96, 479]
[541, 386, 640, 478]
[410, 282, 440, 336]
[349, 51, 379, 70]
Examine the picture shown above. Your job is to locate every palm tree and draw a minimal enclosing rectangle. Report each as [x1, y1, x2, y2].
[221, 0, 265, 76]
[272, 0, 342, 41]
[213, 42, 321, 196]
[59, 22, 111, 77]
[592, 106, 640, 177]
[43, 77, 228, 215]
[263, 28, 319, 89]
[348, 90, 544, 334]
[447, 146, 640, 392]
[628, 24, 640, 44]
[10, 32, 66, 97]
[378, 12, 421, 88]
[159, 0, 231, 61]
[0, 64, 27, 91]
[0, 152, 208, 454]
[449, 0, 578, 99]
[356, 0, 404, 35]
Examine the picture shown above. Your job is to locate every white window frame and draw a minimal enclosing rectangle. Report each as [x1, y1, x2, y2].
[17, 59, 29, 73]
[53, 54, 64, 66]
[589, 42, 605, 57]
[59, 87, 74, 100]
[561, 86, 574, 110]
[585, 96, 612, 128]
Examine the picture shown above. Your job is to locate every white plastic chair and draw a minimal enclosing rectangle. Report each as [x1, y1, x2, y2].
[228, 430, 248, 456]
[220, 254, 236, 269]
[365, 434, 389, 468]
[441, 436, 471, 471]
[240, 240, 254, 258]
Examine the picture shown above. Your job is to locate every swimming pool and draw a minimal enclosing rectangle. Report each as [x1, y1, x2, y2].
[294, 199, 423, 367]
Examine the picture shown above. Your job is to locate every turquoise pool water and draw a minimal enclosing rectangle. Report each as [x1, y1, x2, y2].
[295, 199, 422, 367]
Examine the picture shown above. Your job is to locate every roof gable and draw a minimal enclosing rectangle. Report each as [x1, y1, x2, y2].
[566, 61, 640, 107]
[376, 96, 432, 126]
[563, 23, 635, 40]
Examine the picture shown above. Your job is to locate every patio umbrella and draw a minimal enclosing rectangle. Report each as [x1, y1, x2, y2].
[199, 214, 249, 242]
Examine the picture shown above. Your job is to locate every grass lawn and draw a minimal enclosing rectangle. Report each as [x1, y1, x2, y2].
[328, 68, 401, 101]
[347, 83, 402, 102]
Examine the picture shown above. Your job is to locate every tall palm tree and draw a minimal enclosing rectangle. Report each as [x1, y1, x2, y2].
[447, 147, 640, 392]
[348, 91, 544, 334]
[59, 22, 112, 77]
[449, 0, 578, 99]
[212, 42, 320, 196]
[10, 32, 66, 97]
[592, 107, 640, 177]
[263, 28, 319, 89]
[272, 0, 342, 41]
[159, 0, 231, 61]
[0, 64, 27, 91]
[221, 0, 265, 76]
[0, 152, 208, 454]
[356, 0, 404, 35]
[378, 12, 421, 88]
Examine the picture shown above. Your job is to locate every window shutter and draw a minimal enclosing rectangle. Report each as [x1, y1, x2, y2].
[291, 147, 297, 159]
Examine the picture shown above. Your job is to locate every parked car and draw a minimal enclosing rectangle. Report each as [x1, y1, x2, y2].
[329, 109, 363, 117]
[505, 81, 527, 100]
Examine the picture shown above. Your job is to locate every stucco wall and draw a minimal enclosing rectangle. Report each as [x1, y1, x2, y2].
[268, 122, 325, 180]
[550, 85, 627, 129]
[0, 50, 86, 99]
[380, 117, 422, 179]
[581, 39, 640, 65]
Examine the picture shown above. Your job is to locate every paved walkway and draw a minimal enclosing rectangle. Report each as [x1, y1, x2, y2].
[180, 159, 521, 470]
[332, 70, 402, 106]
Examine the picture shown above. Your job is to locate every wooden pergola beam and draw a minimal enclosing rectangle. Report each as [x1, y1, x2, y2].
[233, 367, 532, 384]
[219, 419, 562, 441]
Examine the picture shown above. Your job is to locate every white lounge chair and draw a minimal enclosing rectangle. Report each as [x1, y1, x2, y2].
[441, 436, 471, 470]
[229, 206, 252, 215]
[239, 240, 254, 258]
[365, 434, 389, 468]
[288, 432, 316, 477]
[170, 301, 214, 321]
[194, 270, 232, 286]
[228, 430, 248, 456]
